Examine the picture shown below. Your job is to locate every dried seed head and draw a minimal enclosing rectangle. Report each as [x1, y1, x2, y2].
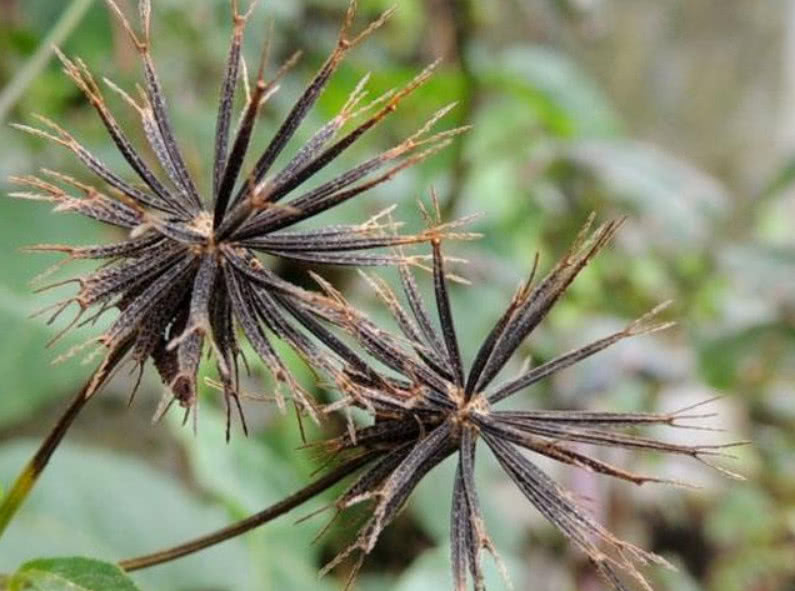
[301, 217, 741, 591]
[12, 0, 467, 437]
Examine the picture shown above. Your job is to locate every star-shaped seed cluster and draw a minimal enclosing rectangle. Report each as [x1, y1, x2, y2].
[11, 0, 466, 435]
[296, 215, 739, 590]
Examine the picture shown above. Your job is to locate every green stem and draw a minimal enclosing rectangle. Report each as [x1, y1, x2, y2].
[118, 452, 376, 572]
[0, 343, 126, 539]
[0, 0, 95, 122]
[0, 385, 91, 535]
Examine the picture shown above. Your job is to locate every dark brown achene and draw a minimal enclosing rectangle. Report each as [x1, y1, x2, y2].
[9, 0, 466, 435]
[297, 214, 742, 591]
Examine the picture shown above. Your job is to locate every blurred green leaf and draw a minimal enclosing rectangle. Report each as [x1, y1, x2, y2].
[708, 545, 795, 591]
[169, 407, 299, 515]
[699, 323, 795, 390]
[0, 195, 108, 428]
[392, 546, 521, 591]
[653, 555, 704, 591]
[476, 45, 621, 137]
[759, 156, 795, 201]
[0, 0, 96, 123]
[565, 140, 728, 248]
[169, 408, 338, 591]
[705, 486, 781, 547]
[0, 441, 254, 591]
[9, 557, 141, 591]
[720, 244, 795, 306]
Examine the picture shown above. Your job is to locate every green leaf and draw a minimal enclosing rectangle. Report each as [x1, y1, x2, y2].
[720, 244, 795, 307]
[9, 557, 141, 591]
[759, 155, 795, 201]
[698, 323, 795, 390]
[0, 189, 110, 428]
[476, 45, 621, 138]
[0, 441, 255, 591]
[169, 407, 338, 591]
[392, 546, 521, 591]
[705, 487, 781, 547]
[565, 140, 728, 248]
[169, 406, 299, 515]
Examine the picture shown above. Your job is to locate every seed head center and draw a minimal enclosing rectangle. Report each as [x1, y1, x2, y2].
[190, 211, 216, 249]
[454, 390, 490, 424]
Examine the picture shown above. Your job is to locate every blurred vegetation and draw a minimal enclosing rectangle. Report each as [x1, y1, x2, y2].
[0, 0, 794, 590]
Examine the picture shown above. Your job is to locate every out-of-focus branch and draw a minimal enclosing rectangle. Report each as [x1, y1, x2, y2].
[440, 0, 478, 219]
[0, 0, 95, 122]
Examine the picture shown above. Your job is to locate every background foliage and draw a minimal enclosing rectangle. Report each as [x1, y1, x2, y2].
[0, 0, 793, 590]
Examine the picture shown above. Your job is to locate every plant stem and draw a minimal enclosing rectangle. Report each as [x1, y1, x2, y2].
[0, 344, 126, 538]
[119, 452, 376, 572]
[0, 385, 91, 535]
[0, 0, 95, 122]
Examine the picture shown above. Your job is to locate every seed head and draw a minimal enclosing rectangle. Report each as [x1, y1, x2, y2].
[301, 214, 741, 590]
[10, 0, 466, 436]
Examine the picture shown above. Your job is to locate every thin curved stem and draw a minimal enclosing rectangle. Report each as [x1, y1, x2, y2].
[119, 451, 377, 572]
[0, 344, 126, 538]
[0, 383, 91, 535]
